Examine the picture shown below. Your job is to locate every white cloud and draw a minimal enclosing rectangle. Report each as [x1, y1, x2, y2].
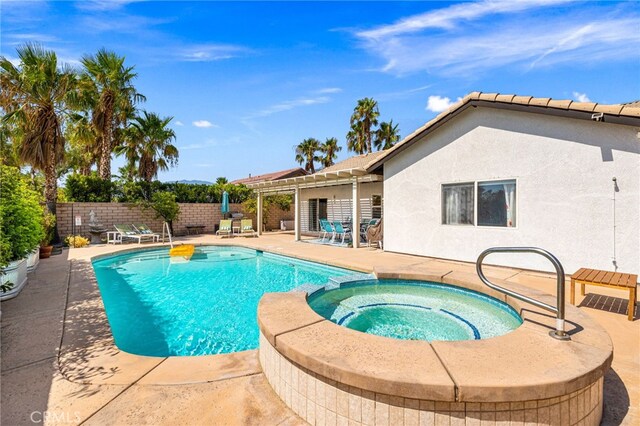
[75, 0, 145, 11]
[179, 44, 249, 62]
[175, 121, 184, 126]
[426, 95, 461, 113]
[357, 0, 571, 39]
[353, 2, 640, 76]
[573, 92, 591, 103]
[315, 87, 342, 94]
[180, 139, 218, 151]
[192, 120, 217, 128]
[250, 96, 331, 118]
[3, 33, 60, 44]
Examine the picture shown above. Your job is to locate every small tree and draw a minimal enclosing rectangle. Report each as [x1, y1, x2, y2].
[242, 194, 292, 230]
[140, 191, 180, 234]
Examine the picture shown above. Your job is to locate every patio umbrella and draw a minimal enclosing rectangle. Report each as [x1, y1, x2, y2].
[221, 191, 230, 218]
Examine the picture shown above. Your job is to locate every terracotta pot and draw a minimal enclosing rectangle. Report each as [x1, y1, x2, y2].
[39, 245, 53, 259]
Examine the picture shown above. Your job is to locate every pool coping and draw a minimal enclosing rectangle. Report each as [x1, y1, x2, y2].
[257, 269, 613, 403]
[64, 240, 612, 398]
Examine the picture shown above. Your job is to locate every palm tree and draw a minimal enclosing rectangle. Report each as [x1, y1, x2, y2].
[319, 137, 341, 168]
[374, 120, 400, 151]
[0, 44, 77, 212]
[116, 111, 178, 182]
[65, 113, 99, 175]
[80, 49, 144, 181]
[346, 121, 365, 154]
[295, 138, 321, 173]
[347, 97, 379, 154]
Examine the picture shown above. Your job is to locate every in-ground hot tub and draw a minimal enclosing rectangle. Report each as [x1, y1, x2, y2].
[307, 279, 522, 342]
[258, 272, 613, 426]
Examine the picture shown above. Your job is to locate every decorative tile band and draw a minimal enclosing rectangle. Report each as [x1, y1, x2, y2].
[259, 331, 603, 426]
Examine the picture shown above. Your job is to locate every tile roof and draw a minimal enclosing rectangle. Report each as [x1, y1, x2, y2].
[366, 91, 640, 171]
[230, 167, 308, 185]
[317, 151, 388, 174]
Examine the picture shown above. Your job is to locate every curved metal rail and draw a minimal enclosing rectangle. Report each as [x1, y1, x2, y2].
[476, 247, 570, 340]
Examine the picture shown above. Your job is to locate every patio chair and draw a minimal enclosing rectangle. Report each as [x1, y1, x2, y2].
[360, 219, 379, 242]
[333, 221, 351, 244]
[240, 219, 257, 237]
[319, 219, 335, 242]
[114, 224, 156, 244]
[216, 219, 233, 238]
[132, 223, 160, 242]
[366, 219, 383, 248]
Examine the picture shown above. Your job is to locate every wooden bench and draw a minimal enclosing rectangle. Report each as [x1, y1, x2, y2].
[570, 268, 638, 321]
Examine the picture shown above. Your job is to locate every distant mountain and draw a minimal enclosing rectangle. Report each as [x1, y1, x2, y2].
[170, 180, 213, 185]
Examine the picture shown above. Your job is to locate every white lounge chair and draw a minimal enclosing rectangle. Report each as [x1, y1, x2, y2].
[113, 224, 156, 244]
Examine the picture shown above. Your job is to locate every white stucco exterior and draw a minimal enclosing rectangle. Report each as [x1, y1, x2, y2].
[384, 107, 640, 273]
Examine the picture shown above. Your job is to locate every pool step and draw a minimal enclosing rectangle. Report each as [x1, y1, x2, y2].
[291, 273, 376, 295]
[327, 273, 376, 288]
[290, 283, 324, 295]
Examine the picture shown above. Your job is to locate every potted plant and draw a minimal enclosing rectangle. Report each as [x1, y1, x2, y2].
[1, 166, 44, 300]
[39, 213, 55, 258]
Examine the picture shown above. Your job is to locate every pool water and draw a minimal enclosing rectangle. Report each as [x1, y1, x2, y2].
[308, 280, 522, 341]
[92, 246, 353, 356]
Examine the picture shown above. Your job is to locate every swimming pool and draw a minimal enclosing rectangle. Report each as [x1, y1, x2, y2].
[92, 246, 353, 356]
[308, 279, 522, 341]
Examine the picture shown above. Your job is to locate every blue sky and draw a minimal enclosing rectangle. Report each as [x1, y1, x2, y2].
[2, 0, 639, 182]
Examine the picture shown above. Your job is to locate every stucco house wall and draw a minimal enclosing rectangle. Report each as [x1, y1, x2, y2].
[299, 182, 383, 233]
[384, 107, 640, 273]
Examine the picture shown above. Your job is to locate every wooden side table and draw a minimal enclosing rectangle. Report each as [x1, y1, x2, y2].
[570, 268, 638, 321]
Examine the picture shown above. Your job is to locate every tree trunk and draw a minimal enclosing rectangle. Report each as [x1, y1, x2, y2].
[99, 108, 113, 181]
[45, 150, 61, 244]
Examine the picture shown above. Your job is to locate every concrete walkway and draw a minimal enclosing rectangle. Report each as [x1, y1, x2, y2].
[1, 233, 637, 425]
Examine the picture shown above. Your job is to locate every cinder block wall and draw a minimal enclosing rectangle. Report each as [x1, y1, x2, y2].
[56, 202, 294, 238]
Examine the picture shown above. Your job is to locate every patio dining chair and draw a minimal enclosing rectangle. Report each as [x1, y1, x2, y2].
[332, 221, 351, 244]
[319, 219, 335, 242]
[360, 219, 379, 242]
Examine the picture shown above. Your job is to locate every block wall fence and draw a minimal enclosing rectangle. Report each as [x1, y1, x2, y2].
[56, 202, 294, 238]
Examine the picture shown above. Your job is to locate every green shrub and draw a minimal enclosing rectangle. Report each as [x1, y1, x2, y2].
[41, 212, 56, 246]
[0, 166, 45, 266]
[62, 176, 254, 204]
[64, 173, 115, 202]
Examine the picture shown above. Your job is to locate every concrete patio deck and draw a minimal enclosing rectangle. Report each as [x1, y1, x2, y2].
[1, 233, 637, 425]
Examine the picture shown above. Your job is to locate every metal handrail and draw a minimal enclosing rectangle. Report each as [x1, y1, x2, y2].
[476, 247, 570, 340]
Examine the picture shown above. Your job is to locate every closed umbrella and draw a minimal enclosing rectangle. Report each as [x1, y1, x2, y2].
[221, 190, 230, 219]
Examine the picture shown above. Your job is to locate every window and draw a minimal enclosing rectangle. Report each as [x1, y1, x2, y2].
[371, 195, 382, 219]
[442, 183, 474, 225]
[308, 198, 327, 232]
[442, 180, 516, 227]
[478, 180, 516, 227]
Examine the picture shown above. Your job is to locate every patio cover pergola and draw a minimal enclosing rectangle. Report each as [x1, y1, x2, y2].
[247, 166, 383, 248]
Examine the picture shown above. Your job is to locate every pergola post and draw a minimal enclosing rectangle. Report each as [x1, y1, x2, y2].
[352, 177, 360, 248]
[257, 191, 263, 235]
[294, 185, 301, 241]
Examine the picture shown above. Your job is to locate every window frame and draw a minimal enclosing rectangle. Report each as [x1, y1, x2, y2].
[371, 194, 383, 219]
[440, 178, 519, 229]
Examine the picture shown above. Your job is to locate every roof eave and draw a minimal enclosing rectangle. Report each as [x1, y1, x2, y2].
[366, 99, 640, 172]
